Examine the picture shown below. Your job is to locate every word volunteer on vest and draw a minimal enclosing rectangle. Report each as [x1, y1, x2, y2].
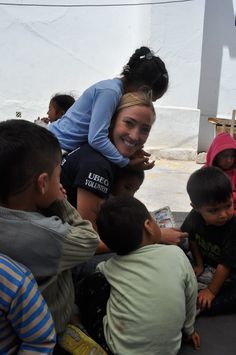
[85, 173, 109, 194]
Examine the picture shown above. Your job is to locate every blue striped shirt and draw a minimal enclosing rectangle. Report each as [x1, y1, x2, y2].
[0, 254, 56, 354]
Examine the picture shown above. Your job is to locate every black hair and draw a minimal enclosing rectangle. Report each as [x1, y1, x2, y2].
[0, 119, 61, 203]
[187, 166, 232, 208]
[96, 196, 150, 255]
[121, 46, 169, 99]
[114, 167, 145, 185]
[51, 94, 75, 114]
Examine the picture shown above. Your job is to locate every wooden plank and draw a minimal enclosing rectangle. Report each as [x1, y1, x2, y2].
[230, 110, 236, 136]
[208, 117, 236, 127]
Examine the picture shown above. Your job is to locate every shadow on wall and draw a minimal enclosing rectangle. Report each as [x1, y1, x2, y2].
[197, 0, 236, 153]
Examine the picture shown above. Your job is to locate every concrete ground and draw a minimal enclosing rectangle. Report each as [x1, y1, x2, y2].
[135, 159, 200, 213]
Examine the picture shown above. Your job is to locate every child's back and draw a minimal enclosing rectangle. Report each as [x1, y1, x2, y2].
[98, 243, 197, 355]
[77, 196, 199, 355]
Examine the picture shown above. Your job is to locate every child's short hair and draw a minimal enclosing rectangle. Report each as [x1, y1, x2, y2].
[51, 94, 75, 113]
[113, 167, 145, 192]
[187, 166, 232, 208]
[96, 196, 150, 255]
[0, 119, 61, 203]
[118, 167, 145, 183]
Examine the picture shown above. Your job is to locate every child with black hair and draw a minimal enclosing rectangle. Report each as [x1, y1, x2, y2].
[49, 46, 168, 170]
[47, 94, 75, 123]
[77, 196, 200, 355]
[112, 166, 144, 197]
[36, 93, 75, 125]
[0, 119, 100, 350]
[181, 166, 236, 315]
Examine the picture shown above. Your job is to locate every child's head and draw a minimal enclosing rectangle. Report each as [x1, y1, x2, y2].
[121, 46, 169, 101]
[187, 166, 234, 226]
[47, 94, 75, 122]
[112, 167, 144, 197]
[206, 132, 236, 171]
[213, 149, 236, 171]
[96, 196, 161, 255]
[0, 119, 62, 208]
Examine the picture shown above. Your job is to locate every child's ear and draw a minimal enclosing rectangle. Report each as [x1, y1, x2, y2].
[144, 218, 154, 236]
[36, 173, 49, 195]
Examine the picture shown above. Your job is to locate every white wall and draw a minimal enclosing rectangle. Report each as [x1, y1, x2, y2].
[0, 0, 151, 120]
[197, 0, 236, 151]
[0, 0, 235, 158]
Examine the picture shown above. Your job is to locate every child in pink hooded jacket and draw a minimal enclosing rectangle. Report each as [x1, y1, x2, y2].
[205, 132, 236, 213]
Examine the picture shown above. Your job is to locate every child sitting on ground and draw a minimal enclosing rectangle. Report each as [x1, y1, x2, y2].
[0, 119, 99, 340]
[181, 166, 236, 314]
[0, 253, 56, 354]
[77, 196, 200, 355]
[205, 132, 236, 213]
[36, 93, 75, 125]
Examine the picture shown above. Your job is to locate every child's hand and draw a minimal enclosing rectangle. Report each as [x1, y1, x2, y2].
[189, 331, 201, 350]
[183, 331, 200, 350]
[194, 265, 204, 277]
[129, 149, 155, 171]
[197, 288, 215, 310]
[40, 117, 50, 124]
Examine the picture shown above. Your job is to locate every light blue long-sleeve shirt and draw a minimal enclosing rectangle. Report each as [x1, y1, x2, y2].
[49, 78, 129, 167]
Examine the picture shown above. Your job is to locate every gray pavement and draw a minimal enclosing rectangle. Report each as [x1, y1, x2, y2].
[135, 159, 200, 213]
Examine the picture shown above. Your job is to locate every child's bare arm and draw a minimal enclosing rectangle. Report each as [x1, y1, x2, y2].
[198, 263, 231, 310]
[189, 240, 204, 276]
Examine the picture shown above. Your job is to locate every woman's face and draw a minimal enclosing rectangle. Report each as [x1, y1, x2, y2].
[112, 105, 155, 157]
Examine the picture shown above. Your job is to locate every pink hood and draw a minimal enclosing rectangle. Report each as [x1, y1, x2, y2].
[206, 132, 236, 167]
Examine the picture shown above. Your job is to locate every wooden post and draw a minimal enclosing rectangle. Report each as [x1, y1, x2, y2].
[230, 109, 236, 137]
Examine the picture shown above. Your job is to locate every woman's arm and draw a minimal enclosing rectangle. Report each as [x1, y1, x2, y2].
[76, 188, 109, 253]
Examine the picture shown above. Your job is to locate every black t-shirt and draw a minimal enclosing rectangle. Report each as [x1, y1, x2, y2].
[61, 144, 117, 208]
[181, 209, 236, 269]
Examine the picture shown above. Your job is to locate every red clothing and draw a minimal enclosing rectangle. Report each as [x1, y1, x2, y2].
[205, 132, 236, 213]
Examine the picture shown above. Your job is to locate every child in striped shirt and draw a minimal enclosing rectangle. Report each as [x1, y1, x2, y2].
[0, 253, 56, 354]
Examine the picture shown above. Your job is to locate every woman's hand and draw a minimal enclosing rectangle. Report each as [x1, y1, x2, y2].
[160, 228, 189, 245]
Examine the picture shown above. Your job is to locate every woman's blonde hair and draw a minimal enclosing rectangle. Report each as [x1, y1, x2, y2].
[116, 90, 156, 119]
[109, 90, 156, 137]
